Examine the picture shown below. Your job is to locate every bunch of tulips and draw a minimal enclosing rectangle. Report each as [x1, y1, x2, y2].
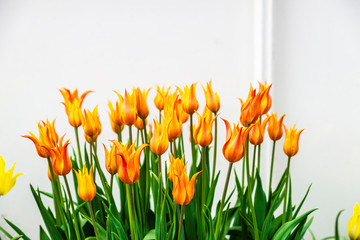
[1, 81, 318, 240]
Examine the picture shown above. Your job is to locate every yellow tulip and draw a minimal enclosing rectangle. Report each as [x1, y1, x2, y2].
[249, 118, 269, 145]
[202, 80, 220, 113]
[267, 112, 285, 141]
[82, 106, 102, 143]
[74, 165, 96, 202]
[103, 144, 121, 175]
[135, 87, 150, 119]
[121, 89, 138, 126]
[258, 82, 272, 115]
[0, 155, 23, 196]
[108, 91, 124, 134]
[168, 154, 185, 182]
[283, 125, 304, 157]
[178, 83, 199, 115]
[150, 119, 169, 156]
[239, 85, 262, 127]
[349, 203, 360, 240]
[154, 85, 170, 111]
[172, 168, 201, 206]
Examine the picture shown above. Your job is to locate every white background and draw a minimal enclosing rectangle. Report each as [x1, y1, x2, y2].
[0, 0, 359, 239]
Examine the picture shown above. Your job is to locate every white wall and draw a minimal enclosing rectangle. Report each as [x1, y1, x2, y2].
[273, 0, 360, 238]
[0, 1, 255, 238]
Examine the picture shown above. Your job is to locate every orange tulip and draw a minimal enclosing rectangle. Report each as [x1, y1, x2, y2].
[258, 82, 272, 115]
[150, 119, 169, 155]
[23, 119, 59, 158]
[239, 85, 262, 126]
[60, 88, 92, 128]
[108, 91, 124, 134]
[178, 83, 199, 115]
[249, 118, 269, 145]
[194, 111, 216, 147]
[172, 168, 201, 206]
[74, 165, 96, 202]
[267, 112, 285, 141]
[154, 85, 170, 111]
[113, 141, 148, 184]
[47, 164, 58, 182]
[134, 117, 147, 130]
[48, 136, 72, 176]
[222, 119, 252, 163]
[202, 80, 220, 113]
[135, 87, 150, 119]
[164, 95, 183, 142]
[121, 89, 138, 126]
[168, 154, 185, 182]
[283, 125, 304, 157]
[82, 106, 102, 143]
[103, 144, 121, 175]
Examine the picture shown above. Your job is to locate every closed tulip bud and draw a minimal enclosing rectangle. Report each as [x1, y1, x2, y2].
[108, 92, 124, 134]
[222, 119, 252, 163]
[283, 125, 304, 157]
[249, 118, 269, 145]
[178, 83, 199, 115]
[49, 136, 72, 176]
[349, 203, 360, 240]
[113, 141, 148, 184]
[121, 89, 138, 126]
[239, 85, 262, 126]
[103, 144, 120, 175]
[172, 169, 201, 206]
[202, 80, 220, 113]
[135, 87, 150, 119]
[154, 85, 170, 111]
[267, 112, 285, 141]
[168, 154, 185, 182]
[60, 88, 92, 128]
[166, 110, 182, 142]
[0, 155, 23, 196]
[23, 119, 58, 158]
[258, 82, 272, 115]
[150, 119, 169, 155]
[134, 116, 146, 130]
[74, 165, 96, 202]
[82, 106, 102, 143]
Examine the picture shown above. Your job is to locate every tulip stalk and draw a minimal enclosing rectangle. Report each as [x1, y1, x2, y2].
[214, 162, 233, 238]
[211, 115, 218, 184]
[283, 156, 292, 224]
[178, 205, 184, 240]
[201, 146, 206, 239]
[63, 175, 81, 240]
[46, 157, 63, 225]
[74, 127, 83, 168]
[126, 184, 139, 240]
[189, 114, 196, 170]
[142, 118, 151, 215]
[88, 201, 100, 240]
[268, 140, 276, 197]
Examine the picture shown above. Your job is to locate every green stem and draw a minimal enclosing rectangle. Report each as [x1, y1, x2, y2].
[88, 202, 100, 240]
[158, 154, 162, 204]
[251, 145, 257, 185]
[117, 128, 122, 142]
[129, 125, 133, 143]
[245, 137, 259, 240]
[46, 157, 62, 225]
[142, 119, 150, 216]
[282, 156, 292, 224]
[268, 140, 276, 197]
[214, 162, 233, 238]
[74, 127, 83, 168]
[189, 114, 196, 171]
[110, 175, 114, 192]
[211, 115, 218, 184]
[173, 140, 177, 157]
[178, 205, 184, 240]
[257, 143, 261, 173]
[201, 147, 206, 239]
[126, 184, 139, 240]
[91, 139, 110, 200]
[63, 175, 81, 240]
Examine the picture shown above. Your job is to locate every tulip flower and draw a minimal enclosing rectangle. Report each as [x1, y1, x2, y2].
[82, 106, 102, 143]
[154, 85, 170, 111]
[121, 89, 138, 126]
[113, 141, 148, 184]
[60, 88, 92, 128]
[108, 91, 125, 134]
[283, 125, 304, 157]
[74, 165, 96, 202]
[48, 136, 72, 176]
[258, 82, 272, 115]
[267, 112, 285, 141]
[134, 117, 146, 130]
[239, 86, 262, 127]
[178, 83, 199, 115]
[103, 144, 121, 175]
[222, 119, 252, 163]
[47, 165, 57, 182]
[164, 95, 183, 142]
[172, 168, 201, 206]
[249, 118, 269, 145]
[202, 80, 220, 113]
[0, 155, 23, 196]
[168, 154, 185, 182]
[135, 87, 150, 119]
[194, 111, 216, 147]
[150, 119, 169, 156]
[23, 120, 59, 158]
[349, 203, 360, 240]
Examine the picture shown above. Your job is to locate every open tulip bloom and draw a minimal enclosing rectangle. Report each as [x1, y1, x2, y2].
[2, 82, 320, 240]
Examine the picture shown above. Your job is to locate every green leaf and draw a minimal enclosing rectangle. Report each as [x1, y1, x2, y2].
[0, 225, 13, 239]
[206, 171, 220, 208]
[143, 229, 156, 240]
[39, 226, 51, 240]
[272, 209, 317, 240]
[335, 209, 344, 240]
[254, 172, 267, 230]
[293, 184, 312, 218]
